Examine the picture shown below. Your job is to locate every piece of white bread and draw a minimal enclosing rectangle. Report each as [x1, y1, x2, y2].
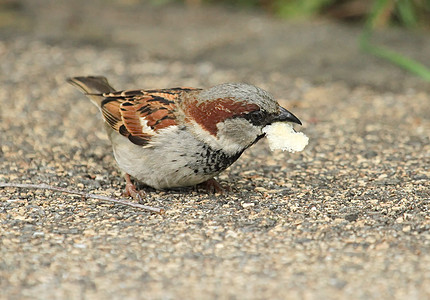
[263, 122, 309, 152]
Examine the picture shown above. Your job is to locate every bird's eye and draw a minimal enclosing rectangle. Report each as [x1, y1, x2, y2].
[246, 110, 266, 125]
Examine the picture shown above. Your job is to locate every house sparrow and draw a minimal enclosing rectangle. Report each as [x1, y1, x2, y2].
[67, 76, 302, 197]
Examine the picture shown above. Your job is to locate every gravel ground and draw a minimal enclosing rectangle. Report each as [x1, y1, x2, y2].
[1, 1, 430, 299]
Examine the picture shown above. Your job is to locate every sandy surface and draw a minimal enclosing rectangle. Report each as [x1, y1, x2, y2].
[1, 1, 430, 299]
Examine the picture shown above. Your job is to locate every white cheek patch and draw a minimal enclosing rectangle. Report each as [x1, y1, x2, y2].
[262, 122, 309, 152]
[139, 117, 156, 135]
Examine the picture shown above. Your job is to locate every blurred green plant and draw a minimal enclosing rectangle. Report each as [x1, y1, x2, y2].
[278, 0, 430, 81]
[274, 0, 336, 18]
[164, 0, 430, 26]
[360, 0, 430, 81]
[149, 0, 430, 81]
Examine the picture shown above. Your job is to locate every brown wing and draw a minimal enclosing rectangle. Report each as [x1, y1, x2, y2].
[100, 88, 198, 146]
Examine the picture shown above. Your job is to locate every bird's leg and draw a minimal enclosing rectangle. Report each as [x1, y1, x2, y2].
[198, 178, 229, 194]
[123, 173, 145, 203]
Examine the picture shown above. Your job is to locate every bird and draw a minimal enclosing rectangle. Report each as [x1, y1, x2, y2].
[67, 76, 302, 198]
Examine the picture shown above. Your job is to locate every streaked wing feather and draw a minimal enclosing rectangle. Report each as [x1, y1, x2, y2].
[99, 88, 195, 146]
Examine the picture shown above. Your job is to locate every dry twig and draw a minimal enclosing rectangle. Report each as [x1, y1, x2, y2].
[0, 182, 165, 214]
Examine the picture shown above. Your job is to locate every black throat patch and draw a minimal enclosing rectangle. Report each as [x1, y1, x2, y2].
[187, 143, 245, 176]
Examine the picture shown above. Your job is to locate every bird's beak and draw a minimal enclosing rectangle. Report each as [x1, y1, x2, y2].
[273, 106, 302, 125]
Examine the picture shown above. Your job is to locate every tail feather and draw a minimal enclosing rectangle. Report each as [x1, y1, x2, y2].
[67, 76, 116, 106]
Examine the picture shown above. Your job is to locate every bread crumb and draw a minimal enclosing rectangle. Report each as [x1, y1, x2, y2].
[262, 122, 309, 152]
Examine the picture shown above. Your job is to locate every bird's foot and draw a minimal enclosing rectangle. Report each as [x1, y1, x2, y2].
[123, 174, 146, 203]
[198, 178, 230, 194]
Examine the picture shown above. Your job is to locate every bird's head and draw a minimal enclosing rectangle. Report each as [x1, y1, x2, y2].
[182, 83, 302, 154]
